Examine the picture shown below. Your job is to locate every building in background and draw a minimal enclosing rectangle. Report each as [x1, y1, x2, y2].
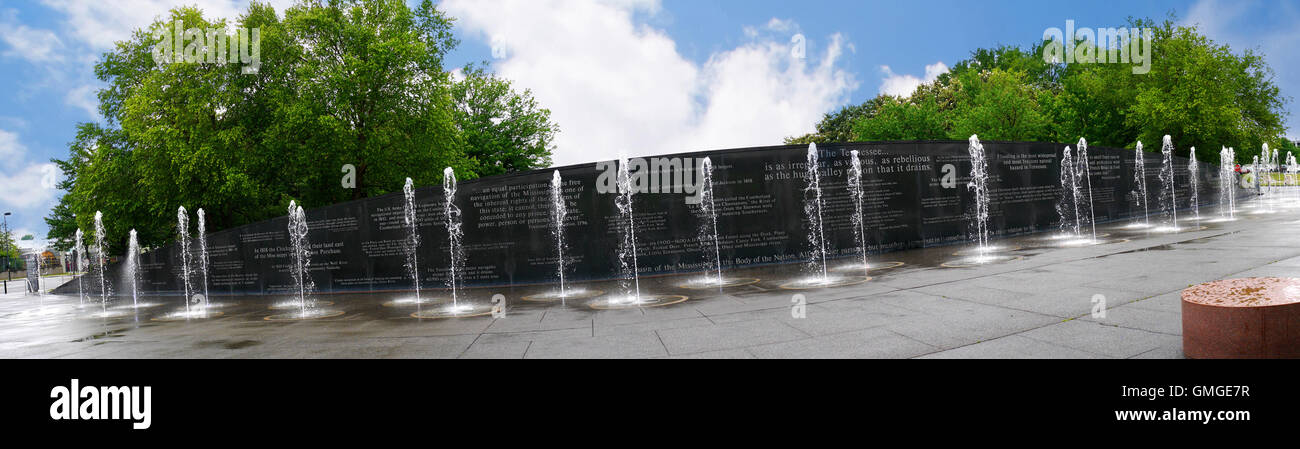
[40, 250, 62, 270]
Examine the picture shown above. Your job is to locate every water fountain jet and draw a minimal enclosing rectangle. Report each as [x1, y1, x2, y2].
[1049, 142, 1104, 247]
[551, 171, 566, 298]
[1216, 147, 1236, 221]
[82, 212, 135, 319]
[127, 230, 140, 308]
[941, 136, 1024, 267]
[111, 229, 161, 311]
[1160, 136, 1178, 228]
[589, 157, 690, 307]
[262, 202, 340, 321]
[154, 207, 222, 320]
[780, 144, 873, 285]
[968, 136, 991, 256]
[389, 178, 437, 308]
[1126, 142, 1152, 229]
[410, 169, 494, 318]
[605, 156, 645, 305]
[700, 157, 723, 286]
[1290, 152, 1299, 206]
[1251, 154, 1273, 214]
[849, 151, 870, 267]
[1077, 138, 1097, 241]
[521, 171, 605, 302]
[1188, 149, 1199, 220]
[678, 158, 761, 289]
[74, 229, 85, 307]
[93, 212, 110, 310]
[1057, 146, 1081, 237]
[177, 207, 194, 314]
[806, 144, 829, 279]
[197, 208, 210, 306]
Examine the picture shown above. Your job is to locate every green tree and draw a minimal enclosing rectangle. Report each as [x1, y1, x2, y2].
[1048, 60, 1138, 148]
[824, 15, 1290, 164]
[784, 96, 891, 144]
[949, 69, 1051, 141]
[272, 0, 467, 204]
[854, 94, 949, 141]
[46, 123, 145, 254]
[1124, 18, 1288, 164]
[451, 64, 558, 176]
[47, 0, 558, 252]
[941, 44, 1060, 90]
[0, 229, 19, 270]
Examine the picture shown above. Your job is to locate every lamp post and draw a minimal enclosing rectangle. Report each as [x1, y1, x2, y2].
[3, 212, 10, 294]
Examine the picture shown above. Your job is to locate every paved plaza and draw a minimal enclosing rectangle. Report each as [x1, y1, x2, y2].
[2, 199, 1297, 359]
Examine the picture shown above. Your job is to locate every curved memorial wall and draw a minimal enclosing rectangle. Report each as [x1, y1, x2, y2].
[68, 140, 1238, 296]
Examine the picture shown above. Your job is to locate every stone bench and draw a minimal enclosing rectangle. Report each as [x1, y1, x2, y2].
[1182, 278, 1300, 359]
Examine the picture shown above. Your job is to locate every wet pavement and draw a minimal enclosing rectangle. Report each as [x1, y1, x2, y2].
[3, 197, 1299, 359]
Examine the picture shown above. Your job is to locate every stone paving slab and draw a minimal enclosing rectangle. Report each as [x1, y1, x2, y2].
[655, 318, 810, 355]
[1123, 291, 1183, 314]
[704, 300, 913, 337]
[919, 335, 1105, 359]
[1082, 303, 1182, 336]
[745, 327, 936, 358]
[2, 199, 1298, 358]
[1016, 319, 1182, 358]
[884, 310, 1061, 350]
[594, 316, 714, 337]
[476, 326, 593, 344]
[522, 332, 668, 359]
[665, 348, 756, 359]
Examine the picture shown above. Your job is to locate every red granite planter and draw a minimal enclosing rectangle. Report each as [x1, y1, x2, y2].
[1182, 278, 1300, 359]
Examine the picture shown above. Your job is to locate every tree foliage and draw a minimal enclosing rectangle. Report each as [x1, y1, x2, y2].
[0, 229, 18, 270]
[451, 64, 558, 176]
[792, 17, 1290, 167]
[46, 0, 558, 253]
[784, 96, 891, 144]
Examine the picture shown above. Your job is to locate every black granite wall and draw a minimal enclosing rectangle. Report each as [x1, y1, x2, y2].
[59, 140, 1242, 297]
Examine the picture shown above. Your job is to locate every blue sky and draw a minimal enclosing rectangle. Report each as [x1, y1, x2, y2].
[1, 0, 1297, 243]
[446, 0, 1196, 106]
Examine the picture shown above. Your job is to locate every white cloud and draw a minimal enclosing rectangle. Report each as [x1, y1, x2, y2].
[747, 17, 795, 37]
[13, 228, 50, 252]
[442, 0, 857, 166]
[1183, 0, 1300, 139]
[0, 163, 59, 210]
[33, 1, 297, 121]
[0, 130, 60, 233]
[765, 18, 794, 32]
[878, 61, 948, 97]
[39, 0, 297, 50]
[0, 15, 65, 63]
[64, 84, 99, 120]
[3, 1, 301, 239]
[0, 117, 28, 131]
[0, 129, 27, 164]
